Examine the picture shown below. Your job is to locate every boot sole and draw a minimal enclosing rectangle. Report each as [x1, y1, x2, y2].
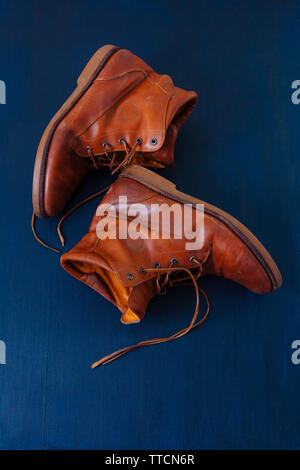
[32, 44, 120, 217]
[121, 165, 282, 291]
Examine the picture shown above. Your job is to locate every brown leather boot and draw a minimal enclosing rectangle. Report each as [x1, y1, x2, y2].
[32, 45, 197, 220]
[60, 165, 281, 367]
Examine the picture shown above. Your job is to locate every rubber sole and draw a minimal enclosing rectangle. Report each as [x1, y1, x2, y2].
[120, 165, 282, 291]
[32, 44, 120, 217]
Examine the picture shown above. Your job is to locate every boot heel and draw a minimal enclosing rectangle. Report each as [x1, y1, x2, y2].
[77, 44, 119, 86]
[121, 165, 177, 191]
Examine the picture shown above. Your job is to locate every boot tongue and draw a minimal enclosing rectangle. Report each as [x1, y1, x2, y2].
[65, 257, 154, 324]
[92, 265, 132, 315]
[126, 280, 155, 323]
[121, 309, 141, 324]
[93, 266, 154, 324]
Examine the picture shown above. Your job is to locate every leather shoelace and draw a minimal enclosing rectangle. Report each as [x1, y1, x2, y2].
[31, 211, 60, 253]
[87, 137, 141, 175]
[31, 185, 111, 253]
[32, 138, 141, 252]
[91, 259, 210, 368]
[57, 184, 112, 247]
[31, 186, 111, 253]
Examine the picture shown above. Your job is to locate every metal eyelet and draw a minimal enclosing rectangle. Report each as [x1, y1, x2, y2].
[127, 273, 134, 280]
[190, 256, 197, 263]
[153, 262, 161, 268]
[140, 267, 146, 274]
[151, 137, 157, 146]
[136, 138, 143, 144]
[119, 137, 126, 144]
[170, 258, 178, 266]
[103, 142, 110, 149]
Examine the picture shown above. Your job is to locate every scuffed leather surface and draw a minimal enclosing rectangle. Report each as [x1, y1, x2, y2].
[61, 174, 274, 323]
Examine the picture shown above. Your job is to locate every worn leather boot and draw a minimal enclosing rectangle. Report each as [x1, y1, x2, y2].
[60, 165, 281, 367]
[32, 45, 197, 220]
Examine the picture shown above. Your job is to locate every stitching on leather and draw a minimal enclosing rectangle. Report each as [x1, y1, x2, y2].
[95, 69, 148, 81]
[164, 96, 172, 131]
[145, 75, 174, 97]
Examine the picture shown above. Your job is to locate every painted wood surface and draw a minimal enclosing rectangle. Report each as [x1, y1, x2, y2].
[0, 0, 299, 449]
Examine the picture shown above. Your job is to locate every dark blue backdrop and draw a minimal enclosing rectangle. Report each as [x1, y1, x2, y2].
[0, 0, 299, 450]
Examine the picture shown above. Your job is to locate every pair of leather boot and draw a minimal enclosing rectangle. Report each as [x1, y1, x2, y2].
[32, 45, 282, 367]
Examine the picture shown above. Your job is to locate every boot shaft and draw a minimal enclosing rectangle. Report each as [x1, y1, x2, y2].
[69, 48, 197, 167]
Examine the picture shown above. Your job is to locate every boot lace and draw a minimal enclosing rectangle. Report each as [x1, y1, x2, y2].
[86, 137, 142, 175]
[57, 138, 142, 246]
[91, 258, 210, 368]
[32, 138, 142, 252]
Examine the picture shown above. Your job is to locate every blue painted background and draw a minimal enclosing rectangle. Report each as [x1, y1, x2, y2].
[0, 0, 299, 450]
